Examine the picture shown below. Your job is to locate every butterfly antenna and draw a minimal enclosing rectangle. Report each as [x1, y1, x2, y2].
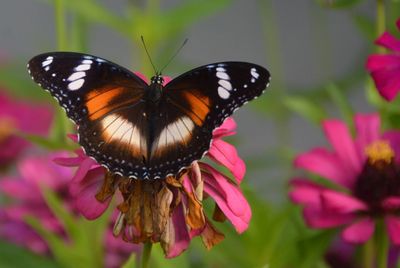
[159, 38, 188, 74]
[140, 36, 158, 74]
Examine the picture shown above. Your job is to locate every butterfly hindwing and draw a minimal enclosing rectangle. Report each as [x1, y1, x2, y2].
[148, 62, 270, 177]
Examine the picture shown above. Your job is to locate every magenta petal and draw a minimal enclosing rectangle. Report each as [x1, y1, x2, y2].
[201, 164, 251, 233]
[383, 131, 400, 162]
[70, 167, 110, 219]
[208, 139, 245, 183]
[320, 190, 367, 213]
[133, 72, 149, 84]
[303, 207, 354, 228]
[354, 114, 380, 155]
[53, 155, 85, 167]
[70, 157, 98, 186]
[294, 148, 353, 188]
[382, 197, 400, 210]
[386, 216, 400, 245]
[165, 203, 191, 258]
[376, 32, 400, 52]
[212, 117, 237, 139]
[366, 54, 400, 71]
[341, 218, 374, 244]
[323, 119, 362, 177]
[289, 178, 325, 207]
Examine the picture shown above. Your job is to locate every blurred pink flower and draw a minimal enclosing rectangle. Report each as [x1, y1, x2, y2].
[0, 152, 137, 268]
[56, 115, 250, 258]
[366, 19, 400, 101]
[290, 113, 400, 244]
[0, 91, 52, 166]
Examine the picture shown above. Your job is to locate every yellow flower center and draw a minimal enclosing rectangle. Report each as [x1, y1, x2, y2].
[0, 117, 17, 143]
[365, 140, 395, 165]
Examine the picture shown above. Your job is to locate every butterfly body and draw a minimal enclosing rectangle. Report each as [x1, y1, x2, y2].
[28, 52, 270, 180]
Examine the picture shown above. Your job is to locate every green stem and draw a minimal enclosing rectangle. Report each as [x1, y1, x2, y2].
[141, 242, 152, 268]
[362, 237, 374, 268]
[54, 0, 67, 51]
[375, 219, 389, 268]
[376, 0, 386, 53]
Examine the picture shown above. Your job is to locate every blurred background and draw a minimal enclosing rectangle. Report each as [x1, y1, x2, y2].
[0, 0, 398, 267]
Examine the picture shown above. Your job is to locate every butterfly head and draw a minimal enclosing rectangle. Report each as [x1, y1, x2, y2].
[150, 75, 164, 85]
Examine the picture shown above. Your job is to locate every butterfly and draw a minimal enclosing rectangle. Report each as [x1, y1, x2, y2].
[27, 52, 270, 180]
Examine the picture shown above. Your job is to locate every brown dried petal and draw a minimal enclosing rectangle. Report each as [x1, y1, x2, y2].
[185, 191, 205, 230]
[153, 185, 173, 241]
[201, 220, 225, 250]
[95, 172, 119, 202]
[212, 204, 227, 222]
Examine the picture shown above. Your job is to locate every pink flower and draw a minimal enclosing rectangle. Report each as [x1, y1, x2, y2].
[0, 91, 52, 166]
[290, 113, 400, 244]
[55, 72, 251, 257]
[0, 152, 137, 267]
[366, 19, 400, 101]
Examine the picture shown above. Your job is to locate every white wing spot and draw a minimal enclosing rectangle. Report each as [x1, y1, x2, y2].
[68, 71, 86, 81]
[68, 79, 85, 90]
[52, 73, 56, 77]
[82, 59, 93, 64]
[44, 66, 50, 71]
[251, 68, 259, 79]
[251, 78, 256, 83]
[218, 79, 232, 91]
[244, 84, 248, 88]
[216, 71, 229, 80]
[42, 59, 53, 67]
[218, 86, 230, 99]
[75, 64, 91, 71]
[216, 67, 226, 72]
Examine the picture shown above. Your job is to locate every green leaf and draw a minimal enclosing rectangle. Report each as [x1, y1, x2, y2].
[0, 240, 58, 268]
[21, 133, 75, 151]
[283, 95, 327, 125]
[315, 0, 364, 8]
[352, 14, 376, 41]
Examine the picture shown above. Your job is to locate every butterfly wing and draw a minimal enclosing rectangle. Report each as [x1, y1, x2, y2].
[148, 62, 270, 178]
[28, 52, 151, 178]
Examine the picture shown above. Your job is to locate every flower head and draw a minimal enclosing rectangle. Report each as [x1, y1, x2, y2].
[366, 19, 400, 101]
[290, 113, 400, 244]
[0, 152, 137, 267]
[0, 91, 52, 166]
[56, 113, 251, 258]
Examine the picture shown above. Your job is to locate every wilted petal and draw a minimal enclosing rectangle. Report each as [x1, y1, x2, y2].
[201, 220, 224, 250]
[162, 203, 191, 258]
[386, 215, 400, 245]
[341, 218, 374, 244]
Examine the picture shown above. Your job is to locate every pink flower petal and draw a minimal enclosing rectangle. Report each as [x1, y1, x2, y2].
[386, 215, 400, 245]
[201, 163, 251, 233]
[320, 190, 367, 213]
[70, 157, 98, 186]
[341, 218, 374, 244]
[383, 131, 400, 162]
[354, 114, 381, 155]
[366, 54, 400, 71]
[133, 72, 149, 84]
[370, 68, 400, 101]
[322, 119, 362, 178]
[288, 178, 325, 207]
[208, 139, 245, 183]
[376, 32, 400, 52]
[294, 148, 354, 188]
[70, 167, 110, 219]
[165, 203, 191, 258]
[212, 117, 237, 139]
[382, 197, 400, 210]
[303, 206, 354, 228]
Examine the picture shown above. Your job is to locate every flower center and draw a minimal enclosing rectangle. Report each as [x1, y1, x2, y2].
[365, 140, 395, 166]
[354, 140, 400, 214]
[0, 117, 16, 143]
